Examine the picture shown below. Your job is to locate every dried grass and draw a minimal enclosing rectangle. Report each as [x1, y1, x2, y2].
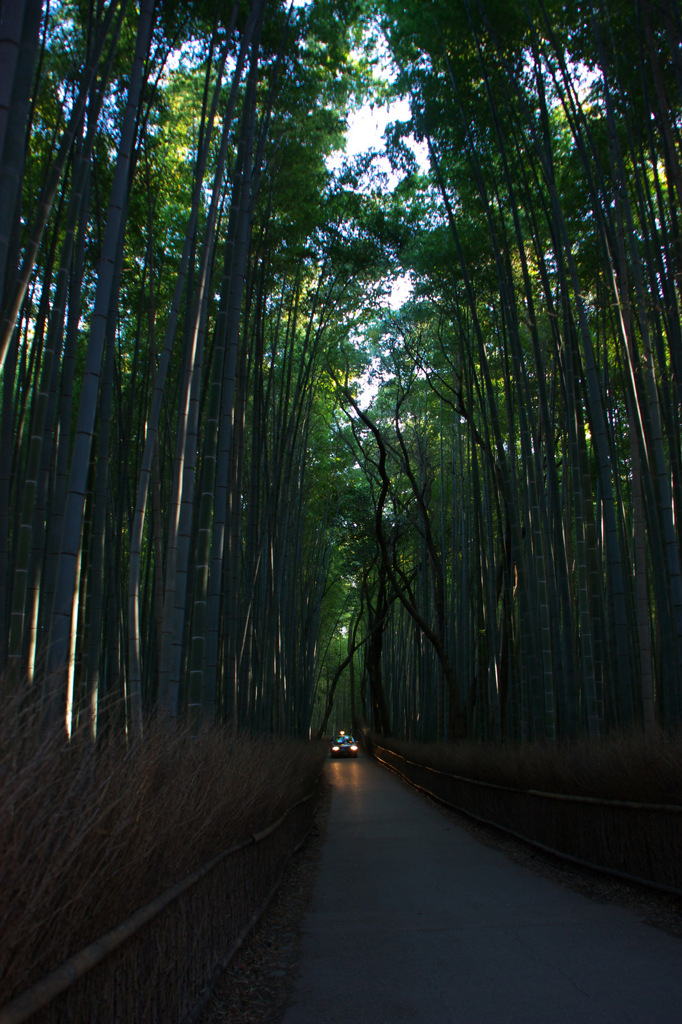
[0, 695, 326, 1007]
[372, 730, 682, 805]
[368, 730, 682, 890]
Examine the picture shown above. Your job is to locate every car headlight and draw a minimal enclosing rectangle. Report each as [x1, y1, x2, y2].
[331, 745, 339, 751]
[350, 745, 358, 751]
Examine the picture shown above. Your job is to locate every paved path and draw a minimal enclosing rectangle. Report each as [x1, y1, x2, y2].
[282, 754, 682, 1024]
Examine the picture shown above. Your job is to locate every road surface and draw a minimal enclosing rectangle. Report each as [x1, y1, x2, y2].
[281, 754, 682, 1024]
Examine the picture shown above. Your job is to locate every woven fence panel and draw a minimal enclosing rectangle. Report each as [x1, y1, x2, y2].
[369, 742, 682, 892]
[14, 795, 316, 1024]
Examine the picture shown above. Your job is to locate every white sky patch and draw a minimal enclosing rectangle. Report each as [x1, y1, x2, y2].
[386, 272, 413, 310]
[324, 30, 432, 372]
[327, 98, 428, 315]
[329, 95, 429, 181]
[346, 98, 401, 155]
[356, 356, 383, 410]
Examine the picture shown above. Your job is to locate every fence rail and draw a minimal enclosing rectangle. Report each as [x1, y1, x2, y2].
[0, 785, 320, 1024]
[366, 739, 682, 896]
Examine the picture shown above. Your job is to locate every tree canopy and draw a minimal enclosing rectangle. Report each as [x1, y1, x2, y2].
[1, 0, 681, 744]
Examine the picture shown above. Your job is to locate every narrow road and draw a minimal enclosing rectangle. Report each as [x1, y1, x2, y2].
[281, 754, 682, 1024]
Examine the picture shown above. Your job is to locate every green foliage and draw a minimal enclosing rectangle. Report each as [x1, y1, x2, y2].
[3, 0, 682, 745]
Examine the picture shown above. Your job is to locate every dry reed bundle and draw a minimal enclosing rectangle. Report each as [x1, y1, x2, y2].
[372, 731, 682, 804]
[0, 696, 326, 1009]
[368, 732, 682, 891]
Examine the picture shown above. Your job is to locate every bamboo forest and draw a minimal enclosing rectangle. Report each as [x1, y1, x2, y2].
[1, 0, 681, 747]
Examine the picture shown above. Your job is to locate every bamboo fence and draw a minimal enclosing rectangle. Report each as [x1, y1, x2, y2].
[0, 787, 320, 1024]
[367, 740, 682, 895]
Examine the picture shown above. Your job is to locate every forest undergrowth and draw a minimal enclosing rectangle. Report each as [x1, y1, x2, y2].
[370, 730, 682, 805]
[0, 695, 327, 1006]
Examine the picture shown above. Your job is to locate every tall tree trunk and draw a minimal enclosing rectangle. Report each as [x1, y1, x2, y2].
[44, 0, 154, 727]
[0, 0, 42, 333]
